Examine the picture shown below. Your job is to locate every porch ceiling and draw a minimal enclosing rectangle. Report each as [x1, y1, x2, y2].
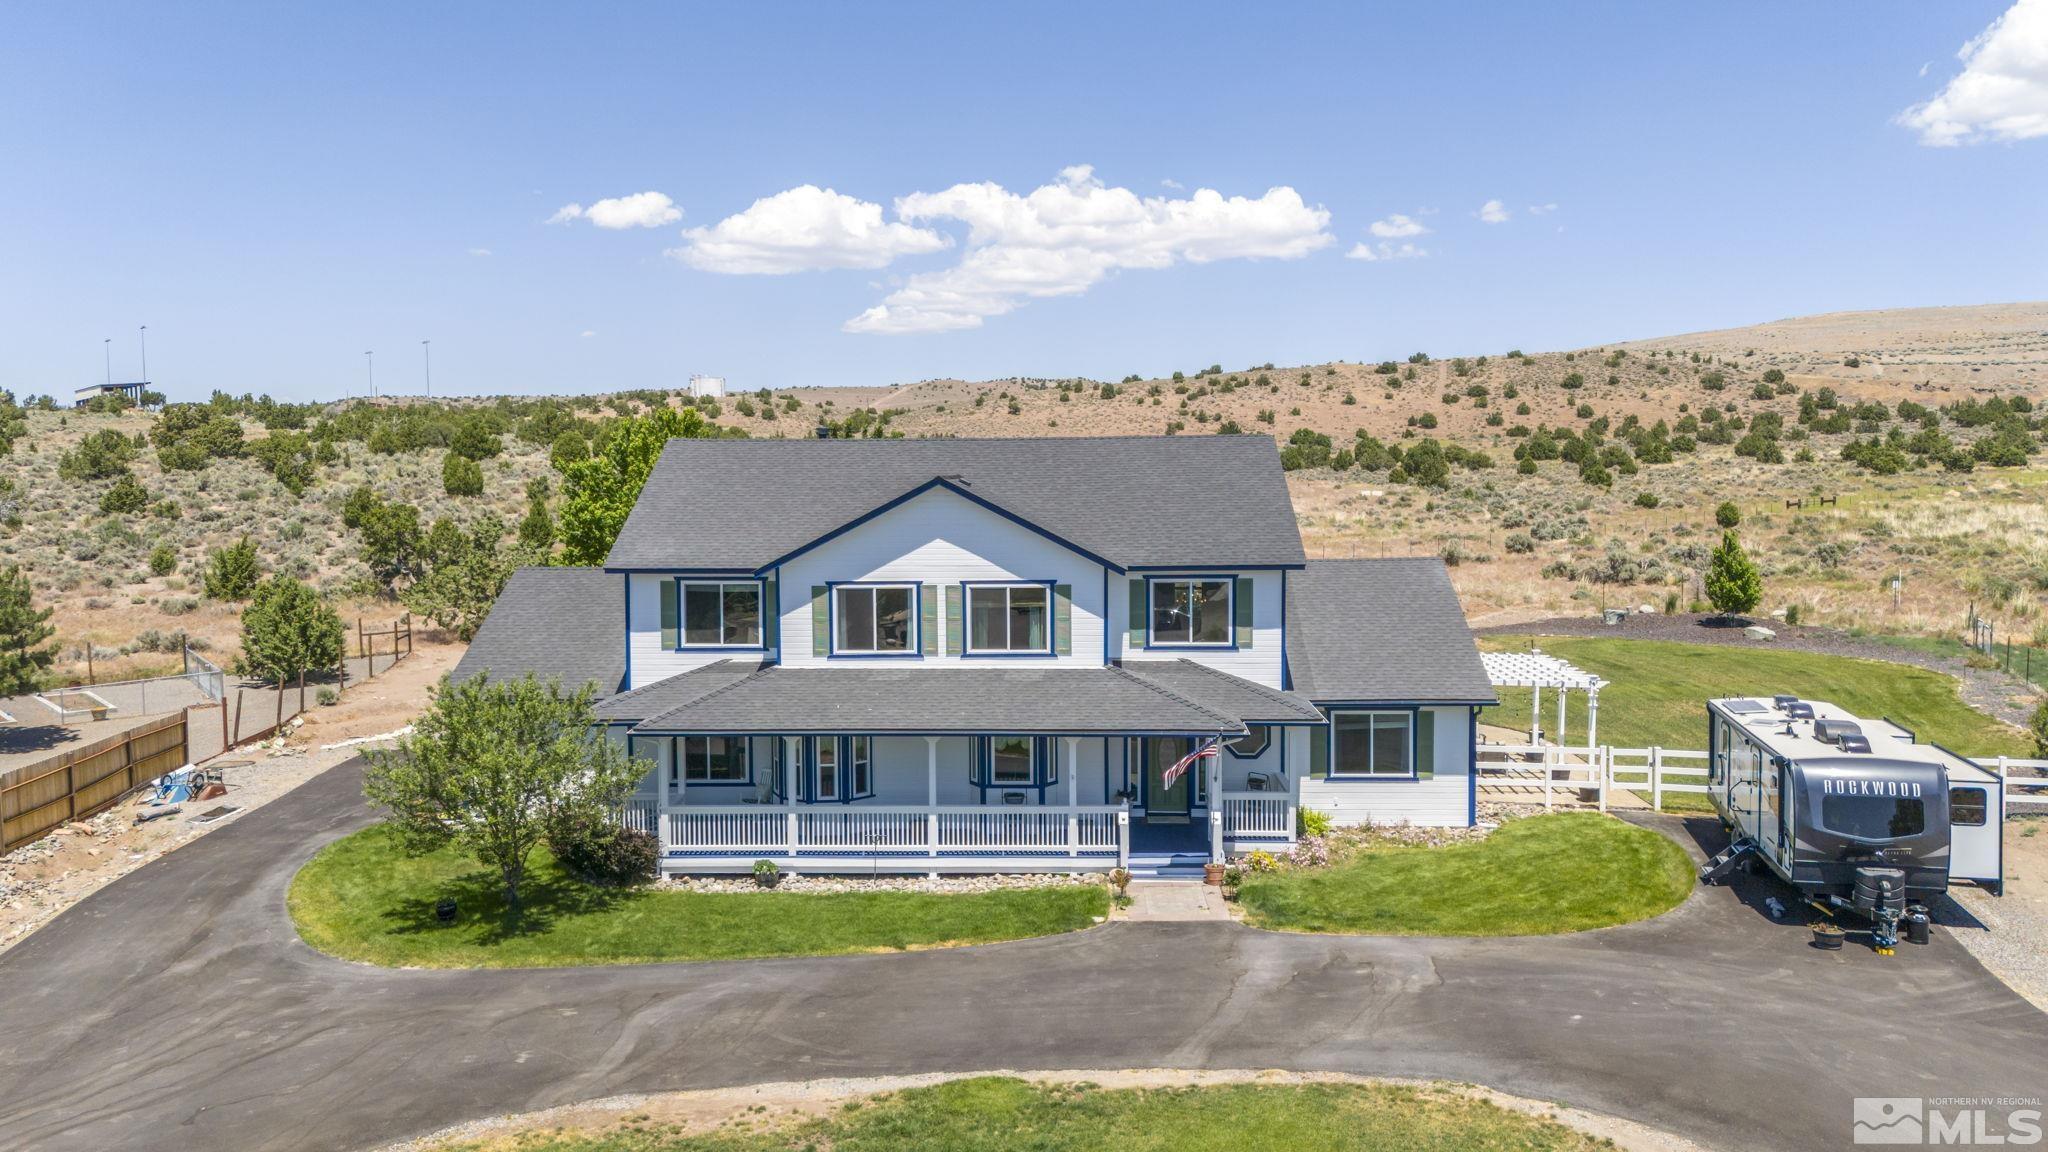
[625, 663, 1248, 736]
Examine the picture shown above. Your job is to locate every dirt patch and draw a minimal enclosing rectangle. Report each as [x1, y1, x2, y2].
[0, 635, 462, 954]
[377, 1068, 1709, 1152]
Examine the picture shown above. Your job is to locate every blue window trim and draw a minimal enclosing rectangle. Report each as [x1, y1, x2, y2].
[768, 566, 782, 664]
[672, 577, 769, 652]
[1279, 571, 1291, 690]
[1125, 563, 1303, 571]
[797, 736, 878, 803]
[1224, 724, 1271, 759]
[1100, 568, 1111, 665]
[673, 734, 757, 787]
[622, 575, 632, 689]
[752, 476, 1126, 576]
[1321, 705, 1422, 782]
[1142, 574, 1239, 651]
[1467, 705, 1480, 825]
[825, 580, 923, 659]
[958, 579, 1058, 657]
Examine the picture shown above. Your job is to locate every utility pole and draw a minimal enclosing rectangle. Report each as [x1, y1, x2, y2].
[421, 339, 431, 397]
[365, 351, 375, 399]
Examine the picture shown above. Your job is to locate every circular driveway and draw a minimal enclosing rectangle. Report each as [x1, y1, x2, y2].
[1, 758, 2042, 1152]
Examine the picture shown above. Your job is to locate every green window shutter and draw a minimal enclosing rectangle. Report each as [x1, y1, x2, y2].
[1415, 709, 1435, 780]
[920, 585, 939, 655]
[761, 576, 779, 651]
[1127, 579, 1146, 650]
[810, 586, 829, 657]
[1309, 719, 1329, 779]
[1234, 576, 1254, 648]
[659, 580, 679, 650]
[1054, 584, 1073, 655]
[945, 585, 964, 656]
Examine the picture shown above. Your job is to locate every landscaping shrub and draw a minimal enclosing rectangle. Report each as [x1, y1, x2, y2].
[548, 811, 657, 887]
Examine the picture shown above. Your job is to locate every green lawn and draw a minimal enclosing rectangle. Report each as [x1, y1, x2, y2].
[289, 824, 1108, 968]
[1236, 812, 1694, 936]
[432, 1077, 1609, 1152]
[1481, 634, 2029, 811]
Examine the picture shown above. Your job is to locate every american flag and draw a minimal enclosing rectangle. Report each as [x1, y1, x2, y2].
[1161, 737, 1219, 791]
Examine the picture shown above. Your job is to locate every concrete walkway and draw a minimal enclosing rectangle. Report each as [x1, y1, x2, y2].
[1122, 880, 1233, 921]
[0, 757, 2044, 1152]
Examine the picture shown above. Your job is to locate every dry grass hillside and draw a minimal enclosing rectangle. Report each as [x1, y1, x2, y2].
[5, 302, 2046, 689]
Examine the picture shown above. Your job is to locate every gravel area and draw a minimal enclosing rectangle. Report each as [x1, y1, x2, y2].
[1933, 812, 2048, 1012]
[1475, 612, 2043, 728]
[663, 871, 1108, 894]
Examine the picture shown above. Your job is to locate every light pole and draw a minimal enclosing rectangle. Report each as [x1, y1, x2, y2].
[365, 351, 375, 399]
[421, 339, 431, 397]
[103, 338, 111, 386]
[139, 325, 148, 383]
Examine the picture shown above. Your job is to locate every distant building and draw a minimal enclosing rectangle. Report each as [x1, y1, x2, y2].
[73, 382, 149, 407]
[687, 374, 726, 399]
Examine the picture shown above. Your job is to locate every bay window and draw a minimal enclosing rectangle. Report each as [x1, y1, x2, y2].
[1149, 578, 1232, 646]
[991, 736, 1035, 785]
[1331, 710, 1413, 777]
[813, 737, 838, 800]
[967, 583, 1051, 653]
[834, 584, 916, 654]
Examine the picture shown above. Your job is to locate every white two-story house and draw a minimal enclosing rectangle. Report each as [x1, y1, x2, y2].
[454, 434, 1494, 877]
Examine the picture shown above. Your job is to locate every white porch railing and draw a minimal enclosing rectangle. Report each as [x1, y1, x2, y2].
[663, 804, 1128, 861]
[1220, 792, 1295, 841]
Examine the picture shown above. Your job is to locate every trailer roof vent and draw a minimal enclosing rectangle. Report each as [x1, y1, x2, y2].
[1786, 702, 1816, 720]
[1838, 734, 1872, 754]
[1814, 718, 1863, 744]
[1773, 694, 1801, 710]
[1725, 700, 1768, 714]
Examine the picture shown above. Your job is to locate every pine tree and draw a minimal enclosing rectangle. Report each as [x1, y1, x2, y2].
[204, 536, 263, 601]
[518, 477, 554, 550]
[1705, 530, 1763, 618]
[239, 576, 345, 682]
[0, 564, 57, 695]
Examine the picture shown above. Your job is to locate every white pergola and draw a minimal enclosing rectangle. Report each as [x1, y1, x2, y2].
[1482, 650, 1606, 748]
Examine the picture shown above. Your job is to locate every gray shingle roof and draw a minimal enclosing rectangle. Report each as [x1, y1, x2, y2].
[626, 663, 1256, 735]
[450, 567, 624, 698]
[602, 435, 1307, 572]
[1284, 559, 1495, 704]
[1118, 659, 1324, 724]
[592, 659, 766, 723]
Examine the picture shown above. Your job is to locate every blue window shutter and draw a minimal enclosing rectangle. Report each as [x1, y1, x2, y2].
[1234, 576, 1254, 648]
[1054, 584, 1073, 655]
[920, 585, 939, 655]
[659, 580, 679, 649]
[761, 576, 779, 651]
[1127, 580, 1146, 649]
[1415, 709, 1435, 779]
[811, 586, 829, 656]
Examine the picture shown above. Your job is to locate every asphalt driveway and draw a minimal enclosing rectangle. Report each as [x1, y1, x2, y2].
[1, 757, 2043, 1152]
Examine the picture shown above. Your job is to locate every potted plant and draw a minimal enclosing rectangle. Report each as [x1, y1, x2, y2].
[1203, 861, 1226, 886]
[1810, 920, 1845, 950]
[752, 859, 782, 889]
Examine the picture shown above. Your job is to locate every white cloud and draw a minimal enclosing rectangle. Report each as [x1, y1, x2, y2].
[1368, 213, 1430, 239]
[467, 247, 493, 257]
[550, 191, 683, 229]
[841, 165, 1332, 334]
[1527, 203, 1559, 216]
[1160, 177, 1185, 190]
[1898, 0, 2048, 146]
[580, 330, 597, 338]
[669, 185, 950, 274]
[1346, 241, 1427, 262]
[1477, 199, 1511, 224]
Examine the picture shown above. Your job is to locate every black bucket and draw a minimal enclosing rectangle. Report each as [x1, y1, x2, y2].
[1906, 907, 1931, 946]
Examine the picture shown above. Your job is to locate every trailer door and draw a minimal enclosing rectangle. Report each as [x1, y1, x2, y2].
[1947, 783, 2001, 885]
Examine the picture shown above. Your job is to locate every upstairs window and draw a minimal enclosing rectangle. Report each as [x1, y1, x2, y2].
[835, 584, 916, 654]
[680, 581, 761, 647]
[967, 583, 1051, 653]
[1149, 578, 1232, 646]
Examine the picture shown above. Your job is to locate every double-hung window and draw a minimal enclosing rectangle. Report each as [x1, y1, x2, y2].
[680, 581, 761, 647]
[1149, 578, 1232, 646]
[677, 736, 749, 784]
[990, 736, 1035, 785]
[966, 583, 1051, 653]
[850, 736, 872, 797]
[834, 584, 916, 654]
[1330, 711, 1413, 777]
[813, 738, 838, 800]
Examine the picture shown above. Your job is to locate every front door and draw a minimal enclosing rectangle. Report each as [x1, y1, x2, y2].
[1146, 737, 1192, 822]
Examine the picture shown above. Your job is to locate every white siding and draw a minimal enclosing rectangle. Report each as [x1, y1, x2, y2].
[1299, 706, 1474, 828]
[1107, 572, 1284, 688]
[778, 486, 1108, 668]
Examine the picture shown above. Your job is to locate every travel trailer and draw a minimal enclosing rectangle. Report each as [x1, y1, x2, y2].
[1700, 695, 2004, 950]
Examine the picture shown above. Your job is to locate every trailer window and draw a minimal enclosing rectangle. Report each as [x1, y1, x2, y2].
[1820, 794, 1925, 840]
[1950, 786, 1988, 827]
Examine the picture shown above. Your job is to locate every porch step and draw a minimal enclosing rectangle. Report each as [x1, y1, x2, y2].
[1125, 851, 1211, 882]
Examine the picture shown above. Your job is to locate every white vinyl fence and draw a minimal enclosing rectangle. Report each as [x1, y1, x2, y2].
[1478, 744, 2048, 813]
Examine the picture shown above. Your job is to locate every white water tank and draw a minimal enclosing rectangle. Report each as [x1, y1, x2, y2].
[688, 374, 726, 399]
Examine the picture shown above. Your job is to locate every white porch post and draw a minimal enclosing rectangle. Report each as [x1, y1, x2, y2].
[925, 736, 940, 857]
[783, 736, 801, 856]
[1208, 742, 1225, 864]
[1064, 737, 1080, 856]
[1530, 682, 1542, 744]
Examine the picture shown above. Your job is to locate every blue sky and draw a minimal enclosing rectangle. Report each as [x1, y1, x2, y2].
[3, 2, 2043, 402]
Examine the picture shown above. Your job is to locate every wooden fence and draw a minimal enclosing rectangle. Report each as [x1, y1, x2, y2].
[0, 711, 188, 852]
